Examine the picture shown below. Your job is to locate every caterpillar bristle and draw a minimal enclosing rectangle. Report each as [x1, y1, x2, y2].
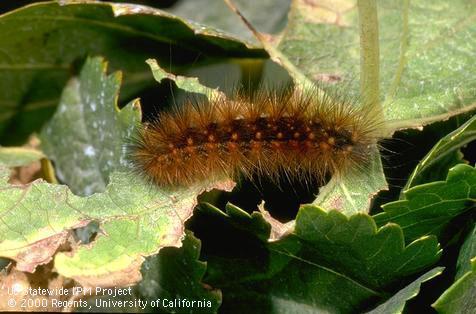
[129, 85, 383, 188]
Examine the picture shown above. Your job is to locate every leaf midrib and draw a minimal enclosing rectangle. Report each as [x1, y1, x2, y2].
[269, 245, 381, 295]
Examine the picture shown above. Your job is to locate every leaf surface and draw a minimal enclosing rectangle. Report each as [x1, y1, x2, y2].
[0, 163, 213, 286]
[40, 56, 140, 196]
[313, 146, 386, 214]
[146, 58, 224, 99]
[1, 56, 236, 287]
[167, 0, 290, 43]
[404, 114, 476, 190]
[456, 224, 476, 279]
[0, 1, 265, 144]
[374, 164, 476, 243]
[201, 204, 440, 313]
[0, 147, 44, 168]
[272, 0, 476, 129]
[433, 258, 476, 314]
[137, 231, 222, 313]
[365, 267, 443, 314]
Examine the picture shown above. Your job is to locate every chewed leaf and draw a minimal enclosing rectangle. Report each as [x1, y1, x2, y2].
[258, 202, 294, 241]
[0, 56, 237, 287]
[40, 57, 141, 196]
[146, 58, 225, 99]
[0, 165, 225, 286]
[313, 145, 387, 215]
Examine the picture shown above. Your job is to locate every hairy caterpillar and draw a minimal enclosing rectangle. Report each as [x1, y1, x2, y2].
[130, 86, 383, 188]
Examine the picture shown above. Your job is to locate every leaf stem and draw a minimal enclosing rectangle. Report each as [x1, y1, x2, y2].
[357, 0, 382, 117]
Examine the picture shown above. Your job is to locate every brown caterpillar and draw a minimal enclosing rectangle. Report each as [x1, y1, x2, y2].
[130, 86, 383, 188]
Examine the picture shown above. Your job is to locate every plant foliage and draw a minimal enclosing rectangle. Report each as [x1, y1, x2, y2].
[0, 0, 475, 313]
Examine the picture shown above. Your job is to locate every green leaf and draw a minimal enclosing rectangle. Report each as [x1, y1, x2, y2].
[0, 1, 265, 144]
[365, 267, 443, 314]
[203, 205, 440, 313]
[374, 164, 476, 243]
[270, 0, 476, 129]
[0, 147, 44, 167]
[146, 58, 224, 99]
[40, 56, 140, 196]
[313, 146, 387, 215]
[405, 114, 476, 190]
[0, 164, 210, 286]
[137, 231, 221, 314]
[201, 202, 272, 242]
[433, 258, 476, 314]
[294, 206, 440, 288]
[432, 224, 476, 313]
[456, 224, 476, 280]
[167, 0, 289, 44]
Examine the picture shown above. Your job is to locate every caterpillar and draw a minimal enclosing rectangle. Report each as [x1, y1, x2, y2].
[130, 86, 383, 188]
